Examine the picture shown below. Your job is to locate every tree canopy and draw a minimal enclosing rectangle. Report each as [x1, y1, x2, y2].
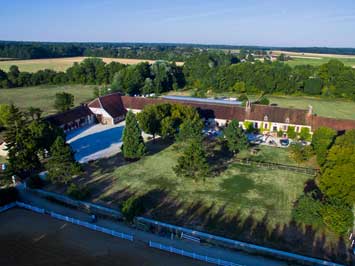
[122, 111, 146, 160]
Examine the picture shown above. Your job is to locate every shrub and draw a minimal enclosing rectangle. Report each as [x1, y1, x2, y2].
[287, 126, 297, 139]
[293, 193, 323, 226]
[0, 187, 18, 206]
[121, 196, 144, 222]
[27, 175, 45, 189]
[289, 144, 313, 163]
[66, 183, 91, 200]
[258, 96, 270, 105]
[299, 127, 311, 141]
[320, 200, 353, 235]
[277, 130, 283, 137]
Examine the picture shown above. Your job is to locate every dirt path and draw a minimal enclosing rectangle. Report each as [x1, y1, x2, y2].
[0, 208, 206, 266]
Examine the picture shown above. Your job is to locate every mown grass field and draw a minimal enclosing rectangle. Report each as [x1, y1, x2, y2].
[284, 57, 355, 67]
[87, 143, 310, 227]
[0, 85, 96, 115]
[0, 57, 184, 72]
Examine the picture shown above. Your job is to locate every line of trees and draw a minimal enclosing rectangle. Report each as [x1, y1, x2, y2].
[184, 52, 355, 100]
[2, 51, 355, 101]
[0, 103, 79, 184]
[292, 127, 355, 235]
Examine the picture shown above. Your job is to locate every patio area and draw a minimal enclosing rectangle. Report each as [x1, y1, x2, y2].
[66, 122, 125, 163]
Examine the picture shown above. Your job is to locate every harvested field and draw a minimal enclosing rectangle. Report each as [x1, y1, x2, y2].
[0, 208, 205, 266]
[271, 50, 355, 67]
[0, 57, 184, 72]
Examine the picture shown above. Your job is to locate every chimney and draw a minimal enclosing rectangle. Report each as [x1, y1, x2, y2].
[245, 100, 251, 113]
[308, 105, 313, 116]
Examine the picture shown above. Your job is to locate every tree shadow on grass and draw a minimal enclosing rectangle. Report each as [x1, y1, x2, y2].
[128, 188, 352, 265]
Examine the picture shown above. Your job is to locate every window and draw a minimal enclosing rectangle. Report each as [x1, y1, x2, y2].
[296, 126, 300, 132]
[283, 125, 287, 131]
[264, 115, 268, 122]
[285, 117, 290, 123]
[273, 126, 277, 132]
[254, 122, 258, 128]
[264, 123, 268, 129]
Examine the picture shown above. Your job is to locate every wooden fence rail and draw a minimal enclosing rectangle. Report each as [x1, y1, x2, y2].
[233, 158, 319, 176]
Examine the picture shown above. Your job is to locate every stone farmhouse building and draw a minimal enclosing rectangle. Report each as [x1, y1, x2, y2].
[46, 92, 355, 136]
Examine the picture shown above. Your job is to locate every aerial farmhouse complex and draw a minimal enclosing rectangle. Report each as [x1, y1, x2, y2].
[46, 93, 355, 136]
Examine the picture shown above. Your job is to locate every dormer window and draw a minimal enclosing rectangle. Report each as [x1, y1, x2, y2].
[285, 117, 290, 124]
[264, 115, 268, 122]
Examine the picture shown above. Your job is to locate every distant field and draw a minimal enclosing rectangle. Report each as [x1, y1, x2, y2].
[271, 50, 355, 67]
[0, 57, 184, 72]
[0, 85, 95, 115]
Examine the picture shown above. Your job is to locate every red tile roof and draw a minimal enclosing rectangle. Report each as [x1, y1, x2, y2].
[90, 93, 127, 119]
[310, 116, 355, 132]
[46, 105, 93, 126]
[246, 105, 308, 125]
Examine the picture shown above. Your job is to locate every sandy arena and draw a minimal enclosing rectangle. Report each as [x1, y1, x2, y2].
[0, 208, 206, 266]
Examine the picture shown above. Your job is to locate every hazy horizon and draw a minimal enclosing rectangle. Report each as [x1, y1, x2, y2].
[1, 0, 355, 48]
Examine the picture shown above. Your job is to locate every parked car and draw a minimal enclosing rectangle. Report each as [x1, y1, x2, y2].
[280, 139, 290, 147]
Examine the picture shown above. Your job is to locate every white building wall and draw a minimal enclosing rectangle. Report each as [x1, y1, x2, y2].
[88, 107, 112, 119]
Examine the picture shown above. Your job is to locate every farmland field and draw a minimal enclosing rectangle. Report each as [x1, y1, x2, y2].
[271, 50, 355, 67]
[0, 85, 95, 115]
[0, 57, 184, 72]
[0, 208, 203, 266]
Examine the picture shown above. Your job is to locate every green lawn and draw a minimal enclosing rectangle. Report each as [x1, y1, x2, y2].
[266, 95, 355, 120]
[89, 144, 310, 226]
[285, 57, 355, 67]
[237, 145, 318, 168]
[0, 85, 96, 115]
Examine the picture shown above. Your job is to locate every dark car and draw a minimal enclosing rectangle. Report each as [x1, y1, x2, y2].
[280, 139, 290, 147]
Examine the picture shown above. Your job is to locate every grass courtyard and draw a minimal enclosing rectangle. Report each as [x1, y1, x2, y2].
[0, 85, 96, 115]
[86, 143, 310, 227]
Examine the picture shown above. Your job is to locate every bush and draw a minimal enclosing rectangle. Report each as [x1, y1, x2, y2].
[320, 200, 353, 235]
[287, 126, 297, 139]
[0, 187, 18, 206]
[66, 183, 91, 200]
[277, 130, 283, 137]
[121, 196, 144, 222]
[289, 144, 313, 163]
[27, 175, 45, 189]
[258, 96, 270, 105]
[293, 193, 323, 226]
[299, 127, 311, 141]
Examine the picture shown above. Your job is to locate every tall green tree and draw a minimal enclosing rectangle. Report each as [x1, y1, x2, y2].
[223, 120, 248, 153]
[46, 136, 81, 184]
[174, 139, 209, 181]
[4, 104, 41, 178]
[311, 127, 337, 165]
[54, 92, 74, 112]
[122, 111, 146, 160]
[319, 130, 355, 204]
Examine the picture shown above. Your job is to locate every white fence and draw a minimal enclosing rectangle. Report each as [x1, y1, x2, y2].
[138, 217, 344, 266]
[50, 211, 133, 241]
[28, 188, 122, 219]
[0, 202, 17, 213]
[16, 201, 45, 214]
[149, 241, 242, 266]
[0, 201, 133, 242]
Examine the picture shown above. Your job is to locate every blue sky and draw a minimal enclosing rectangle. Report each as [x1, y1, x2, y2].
[1, 0, 355, 47]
